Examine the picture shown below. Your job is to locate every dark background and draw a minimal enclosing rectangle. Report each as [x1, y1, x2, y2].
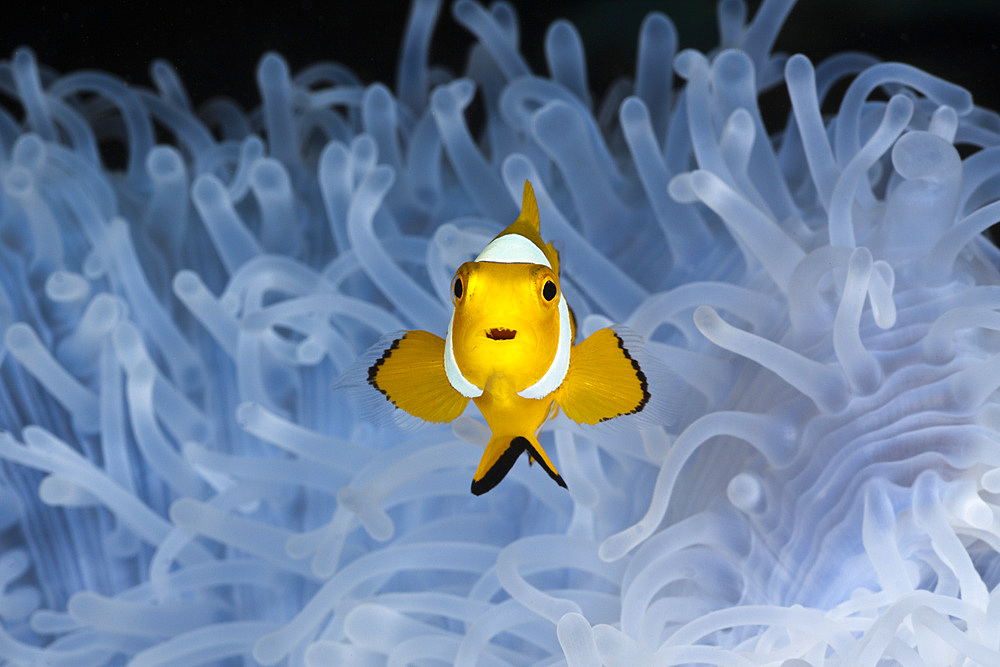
[3, 1, 998, 114]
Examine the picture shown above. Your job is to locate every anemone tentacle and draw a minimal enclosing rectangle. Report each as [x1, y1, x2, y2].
[2, 1, 1000, 664]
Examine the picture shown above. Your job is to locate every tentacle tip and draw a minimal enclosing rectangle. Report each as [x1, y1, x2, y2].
[667, 173, 698, 204]
[146, 145, 183, 178]
[597, 533, 634, 562]
[451, 0, 477, 22]
[257, 52, 289, 80]
[12, 47, 37, 69]
[785, 53, 812, 76]
[171, 270, 199, 298]
[692, 305, 722, 335]
[672, 49, 704, 78]
[640, 12, 676, 40]
[619, 96, 648, 124]
[4, 322, 34, 350]
[191, 173, 222, 202]
[547, 19, 575, 40]
[252, 635, 285, 666]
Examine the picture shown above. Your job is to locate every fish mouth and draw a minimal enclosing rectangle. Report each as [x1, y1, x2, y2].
[486, 327, 517, 341]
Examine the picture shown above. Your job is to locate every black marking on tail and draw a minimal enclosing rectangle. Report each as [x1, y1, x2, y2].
[522, 439, 568, 490]
[471, 437, 528, 496]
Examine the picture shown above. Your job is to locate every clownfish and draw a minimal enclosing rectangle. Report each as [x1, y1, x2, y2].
[352, 181, 663, 495]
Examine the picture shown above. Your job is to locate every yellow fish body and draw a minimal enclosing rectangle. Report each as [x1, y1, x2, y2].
[360, 181, 654, 495]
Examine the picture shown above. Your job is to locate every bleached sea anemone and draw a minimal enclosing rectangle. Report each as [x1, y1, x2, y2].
[2, 0, 1000, 664]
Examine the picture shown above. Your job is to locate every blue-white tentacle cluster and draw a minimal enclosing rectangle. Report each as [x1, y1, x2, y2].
[1, 0, 1000, 664]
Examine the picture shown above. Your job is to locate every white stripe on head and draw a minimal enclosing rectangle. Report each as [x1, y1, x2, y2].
[444, 310, 483, 398]
[476, 234, 550, 267]
[517, 294, 571, 399]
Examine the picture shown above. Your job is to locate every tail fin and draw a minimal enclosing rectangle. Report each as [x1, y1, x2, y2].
[471, 434, 567, 496]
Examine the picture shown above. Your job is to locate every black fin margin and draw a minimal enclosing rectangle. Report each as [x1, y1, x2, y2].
[470, 438, 528, 496]
[522, 438, 568, 490]
[332, 330, 431, 431]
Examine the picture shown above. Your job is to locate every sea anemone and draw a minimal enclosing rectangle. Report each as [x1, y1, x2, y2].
[2, 0, 1000, 664]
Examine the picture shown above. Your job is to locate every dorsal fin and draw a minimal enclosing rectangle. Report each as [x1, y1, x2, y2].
[519, 180, 540, 231]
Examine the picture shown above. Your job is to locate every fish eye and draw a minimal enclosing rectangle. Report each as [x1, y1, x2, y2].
[453, 276, 463, 300]
[542, 280, 557, 302]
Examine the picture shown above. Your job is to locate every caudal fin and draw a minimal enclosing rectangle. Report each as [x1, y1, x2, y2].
[471, 435, 567, 496]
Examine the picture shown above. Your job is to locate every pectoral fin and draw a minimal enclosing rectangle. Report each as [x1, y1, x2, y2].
[554, 328, 651, 424]
[366, 330, 469, 423]
[471, 435, 567, 495]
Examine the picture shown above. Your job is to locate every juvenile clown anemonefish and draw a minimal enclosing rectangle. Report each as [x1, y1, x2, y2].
[354, 181, 663, 495]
